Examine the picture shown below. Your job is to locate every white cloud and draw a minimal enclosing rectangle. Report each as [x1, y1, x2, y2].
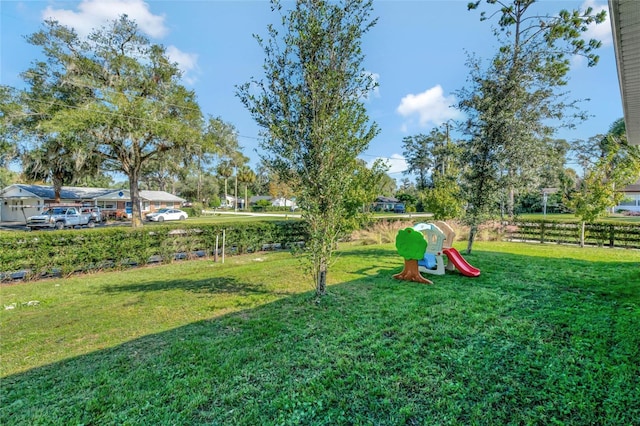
[368, 153, 407, 175]
[397, 85, 460, 129]
[581, 0, 612, 47]
[166, 45, 200, 84]
[42, 0, 168, 38]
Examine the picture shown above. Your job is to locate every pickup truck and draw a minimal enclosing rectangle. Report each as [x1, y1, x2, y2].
[26, 206, 100, 230]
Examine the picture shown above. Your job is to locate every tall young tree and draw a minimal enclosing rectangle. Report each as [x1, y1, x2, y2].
[237, 165, 256, 210]
[238, 0, 378, 296]
[216, 160, 234, 207]
[459, 0, 606, 252]
[401, 134, 433, 190]
[22, 16, 203, 227]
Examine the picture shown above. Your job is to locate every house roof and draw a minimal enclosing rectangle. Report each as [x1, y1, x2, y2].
[375, 196, 399, 203]
[139, 190, 185, 202]
[249, 195, 273, 203]
[623, 182, 640, 192]
[610, 0, 640, 145]
[1, 184, 185, 202]
[1, 184, 115, 200]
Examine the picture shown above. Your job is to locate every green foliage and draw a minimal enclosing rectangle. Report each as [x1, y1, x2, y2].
[0, 86, 24, 185]
[401, 134, 433, 190]
[237, 0, 378, 296]
[0, 221, 309, 280]
[401, 124, 461, 192]
[395, 227, 427, 260]
[396, 193, 417, 208]
[180, 206, 199, 218]
[422, 175, 465, 220]
[208, 195, 221, 208]
[1, 242, 638, 424]
[255, 199, 272, 209]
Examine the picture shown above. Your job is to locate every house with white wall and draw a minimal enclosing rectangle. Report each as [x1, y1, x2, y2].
[616, 179, 640, 213]
[0, 184, 185, 223]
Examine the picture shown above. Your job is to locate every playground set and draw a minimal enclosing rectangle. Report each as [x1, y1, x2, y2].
[393, 221, 480, 284]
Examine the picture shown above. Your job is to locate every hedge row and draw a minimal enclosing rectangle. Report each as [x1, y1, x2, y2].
[508, 219, 640, 249]
[0, 221, 309, 281]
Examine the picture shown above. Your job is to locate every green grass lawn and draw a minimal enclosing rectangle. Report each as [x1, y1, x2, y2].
[1, 241, 639, 424]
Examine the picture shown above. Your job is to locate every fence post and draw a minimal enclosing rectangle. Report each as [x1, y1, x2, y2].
[540, 221, 545, 244]
[609, 224, 615, 248]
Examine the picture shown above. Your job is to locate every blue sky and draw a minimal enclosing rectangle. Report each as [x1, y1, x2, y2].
[1, 0, 621, 179]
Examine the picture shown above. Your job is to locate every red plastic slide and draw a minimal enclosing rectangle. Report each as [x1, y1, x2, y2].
[443, 248, 481, 277]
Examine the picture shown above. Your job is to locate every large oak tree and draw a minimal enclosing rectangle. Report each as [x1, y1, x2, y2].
[22, 16, 203, 227]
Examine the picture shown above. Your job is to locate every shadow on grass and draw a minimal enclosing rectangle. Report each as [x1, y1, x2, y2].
[2, 247, 639, 425]
[334, 245, 398, 261]
[102, 275, 270, 296]
[476, 248, 640, 305]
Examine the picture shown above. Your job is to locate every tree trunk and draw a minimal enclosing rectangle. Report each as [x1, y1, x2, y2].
[508, 186, 515, 219]
[224, 178, 228, 207]
[393, 259, 433, 284]
[129, 168, 143, 228]
[234, 174, 238, 212]
[52, 174, 63, 203]
[317, 268, 327, 296]
[466, 225, 477, 254]
[316, 254, 329, 296]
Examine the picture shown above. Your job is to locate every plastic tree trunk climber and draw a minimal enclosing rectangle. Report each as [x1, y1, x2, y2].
[393, 227, 433, 284]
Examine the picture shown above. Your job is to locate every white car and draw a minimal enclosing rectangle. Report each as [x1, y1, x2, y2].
[145, 208, 188, 222]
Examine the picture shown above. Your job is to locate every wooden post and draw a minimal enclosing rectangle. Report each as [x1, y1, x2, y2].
[214, 234, 219, 262]
[222, 229, 226, 264]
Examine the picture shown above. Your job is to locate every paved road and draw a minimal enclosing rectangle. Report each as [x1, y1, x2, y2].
[1, 211, 434, 231]
[202, 210, 302, 218]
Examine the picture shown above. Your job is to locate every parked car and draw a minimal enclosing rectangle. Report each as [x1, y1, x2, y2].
[80, 206, 102, 223]
[26, 206, 98, 230]
[145, 208, 188, 222]
[394, 203, 406, 214]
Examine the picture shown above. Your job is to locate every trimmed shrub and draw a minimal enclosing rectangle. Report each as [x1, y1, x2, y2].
[0, 221, 309, 281]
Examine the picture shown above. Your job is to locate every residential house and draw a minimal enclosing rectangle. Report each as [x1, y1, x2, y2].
[221, 195, 244, 209]
[248, 195, 297, 209]
[616, 179, 640, 213]
[372, 196, 401, 212]
[0, 184, 185, 223]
